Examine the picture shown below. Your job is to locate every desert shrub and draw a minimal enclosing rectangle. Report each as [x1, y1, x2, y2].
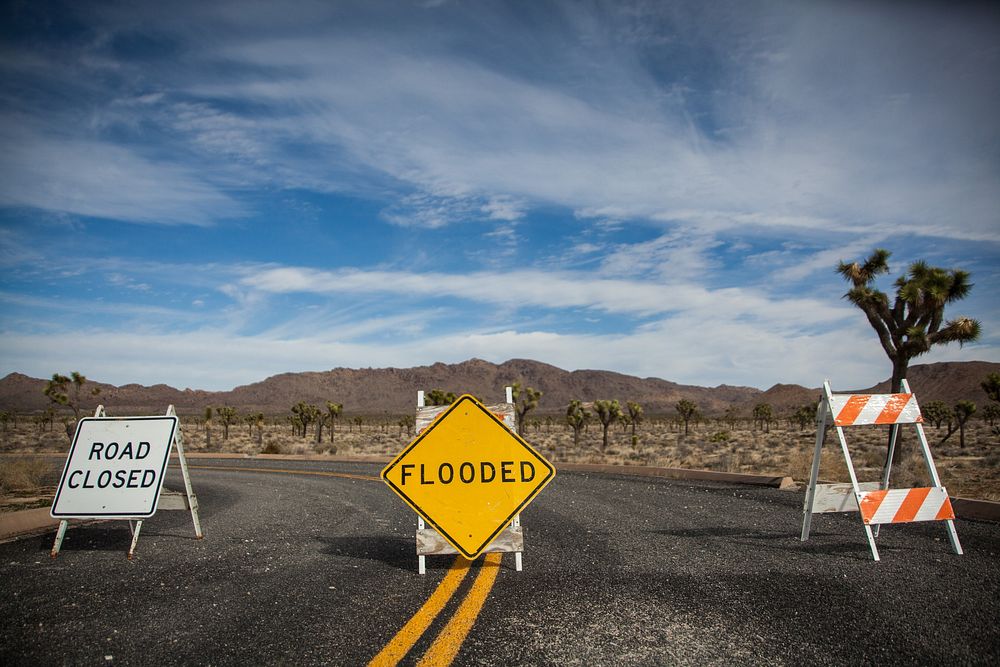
[0, 457, 52, 494]
[261, 440, 285, 455]
[709, 431, 730, 443]
[675, 442, 692, 460]
[314, 441, 337, 455]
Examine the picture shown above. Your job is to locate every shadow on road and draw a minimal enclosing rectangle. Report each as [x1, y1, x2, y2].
[316, 534, 418, 571]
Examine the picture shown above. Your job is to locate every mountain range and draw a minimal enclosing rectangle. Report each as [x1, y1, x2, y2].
[1, 359, 997, 418]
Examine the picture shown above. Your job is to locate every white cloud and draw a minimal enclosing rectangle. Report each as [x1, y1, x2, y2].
[0, 121, 244, 226]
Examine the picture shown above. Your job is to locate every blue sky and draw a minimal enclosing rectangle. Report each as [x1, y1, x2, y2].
[1, 0, 998, 392]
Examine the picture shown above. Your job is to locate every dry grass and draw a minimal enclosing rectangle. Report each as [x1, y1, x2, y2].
[0, 456, 56, 495]
[2, 416, 997, 501]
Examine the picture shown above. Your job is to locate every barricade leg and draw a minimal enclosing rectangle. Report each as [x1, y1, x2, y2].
[835, 425, 880, 561]
[800, 415, 827, 542]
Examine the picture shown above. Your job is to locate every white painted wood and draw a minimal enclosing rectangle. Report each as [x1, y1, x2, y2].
[812, 482, 880, 513]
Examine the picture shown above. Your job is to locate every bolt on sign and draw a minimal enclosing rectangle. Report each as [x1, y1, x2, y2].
[382, 394, 555, 560]
[51, 416, 178, 518]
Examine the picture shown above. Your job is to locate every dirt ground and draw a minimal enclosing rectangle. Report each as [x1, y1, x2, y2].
[2, 413, 997, 506]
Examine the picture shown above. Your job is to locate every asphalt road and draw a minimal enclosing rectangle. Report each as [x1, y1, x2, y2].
[1, 458, 998, 665]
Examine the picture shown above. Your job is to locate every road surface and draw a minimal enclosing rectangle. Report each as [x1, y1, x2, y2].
[1, 458, 998, 665]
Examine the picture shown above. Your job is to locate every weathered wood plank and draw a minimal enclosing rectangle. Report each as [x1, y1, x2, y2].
[812, 482, 880, 513]
[416, 525, 523, 555]
[415, 402, 515, 435]
[157, 489, 191, 511]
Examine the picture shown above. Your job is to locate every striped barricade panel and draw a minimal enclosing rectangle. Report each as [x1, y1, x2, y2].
[829, 393, 922, 426]
[858, 487, 955, 525]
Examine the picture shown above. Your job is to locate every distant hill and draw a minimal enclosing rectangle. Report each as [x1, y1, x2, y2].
[1, 359, 996, 417]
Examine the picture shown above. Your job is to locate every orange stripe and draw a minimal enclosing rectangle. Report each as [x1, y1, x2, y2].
[893, 487, 931, 522]
[936, 497, 956, 521]
[859, 489, 886, 523]
[835, 395, 870, 426]
[874, 394, 910, 424]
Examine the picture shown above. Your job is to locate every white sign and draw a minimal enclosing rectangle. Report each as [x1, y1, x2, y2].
[51, 416, 178, 519]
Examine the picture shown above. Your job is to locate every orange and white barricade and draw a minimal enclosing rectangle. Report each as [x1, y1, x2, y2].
[800, 379, 962, 561]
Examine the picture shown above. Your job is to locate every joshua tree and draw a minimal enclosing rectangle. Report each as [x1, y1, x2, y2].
[425, 389, 457, 406]
[675, 399, 699, 436]
[752, 403, 774, 433]
[592, 400, 622, 452]
[291, 402, 319, 438]
[249, 412, 265, 446]
[566, 400, 588, 447]
[922, 401, 952, 430]
[398, 414, 415, 435]
[953, 401, 976, 449]
[512, 381, 542, 434]
[43, 372, 100, 424]
[837, 249, 980, 392]
[626, 401, 644, 438]
[216, 406, 238, 440]
[204, 407, 213, 448]
[982, 373, 1000, 405]
[792, 404, 816, 430]
[981, 403, 1000, 427]
[326, 402, 343, 443]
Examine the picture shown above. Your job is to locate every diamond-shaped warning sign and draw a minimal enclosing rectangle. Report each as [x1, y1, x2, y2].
[382, 394, 555, 559]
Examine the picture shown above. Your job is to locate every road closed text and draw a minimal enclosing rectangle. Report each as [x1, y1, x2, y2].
[67, 441, 157, 489]
[398, 460, 537, 485]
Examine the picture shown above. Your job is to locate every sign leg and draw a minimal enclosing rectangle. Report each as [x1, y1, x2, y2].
[417, 516, 426, 575]
[50, 520, 68, 558]
[128, 520, 143, 559]
[168, 405, 203, 538]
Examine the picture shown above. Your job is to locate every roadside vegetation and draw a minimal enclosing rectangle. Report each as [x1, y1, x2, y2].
[2, 393, 997, 502]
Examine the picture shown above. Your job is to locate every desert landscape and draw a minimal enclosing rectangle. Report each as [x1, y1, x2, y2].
[2, 359, 998, 508]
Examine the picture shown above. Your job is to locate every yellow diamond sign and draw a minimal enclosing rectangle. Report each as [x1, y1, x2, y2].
[382, 394, 555, 560]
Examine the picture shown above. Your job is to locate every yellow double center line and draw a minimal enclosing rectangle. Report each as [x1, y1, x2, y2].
[187, 463, 502, 666]
[369, 552, 502, 666]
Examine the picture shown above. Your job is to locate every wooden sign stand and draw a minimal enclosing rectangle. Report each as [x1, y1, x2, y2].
[800, 379, 962, 561]
[51, 404, 203, 559]
[413, 387, 524, 574]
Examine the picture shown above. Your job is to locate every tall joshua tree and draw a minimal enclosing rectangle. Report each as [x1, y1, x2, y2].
[44, 371, 100, 423]
[837, 249, 980, 392]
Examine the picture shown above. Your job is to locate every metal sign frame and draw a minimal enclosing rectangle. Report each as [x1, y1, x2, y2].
[50, 405, 203, 559]
[800, 379, 962, 561]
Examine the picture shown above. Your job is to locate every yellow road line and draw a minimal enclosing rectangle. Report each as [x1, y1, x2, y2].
[180, 461, 502, 666]
[417, 553, 503, 667]
[367, 557, 470, 666]
[182, 464, 379, 482]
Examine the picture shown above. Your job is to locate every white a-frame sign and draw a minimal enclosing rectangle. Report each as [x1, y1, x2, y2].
[50, 405, 203, 558]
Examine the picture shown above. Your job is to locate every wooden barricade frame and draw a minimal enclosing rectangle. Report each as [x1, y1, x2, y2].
[413, 387, 524, 574]
[800, 379, 962, 561]
[50, 404, 203, 559]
